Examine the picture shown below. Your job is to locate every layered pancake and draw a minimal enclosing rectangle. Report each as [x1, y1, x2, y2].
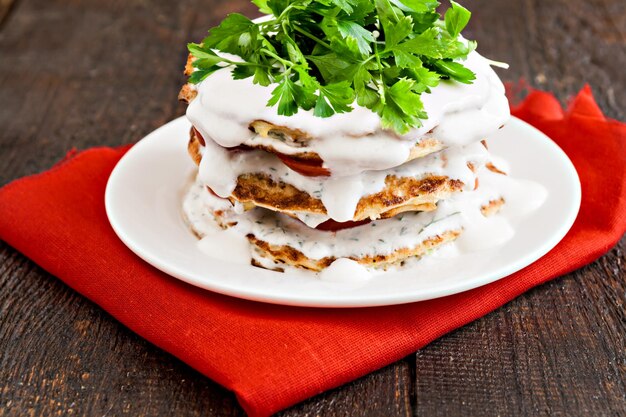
[179, 56, 445, 170]
[247, 195, 505, 271]
[188, 130, 492, 225]
[181, 98, 446, 170]
[182, 171, 507, 272]
[182, 51, 510, 177]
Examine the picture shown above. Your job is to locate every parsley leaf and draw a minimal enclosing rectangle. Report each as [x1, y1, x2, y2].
[329, 0, 360, 14]
[444, 1, 471, 38]
[189, 67, 221, 83]
[397, 0, 440, 13]
[267, 78, 299, 116]
[394, 28, 453, 59]
[187, 0, 485, 134]
[380, 78, 427, 134]
[314, 81, 355, 116]
[432, 59, 476, 83]
[307, 53, 355, 82]
[202, 14, 254, 53]
[336, 20, 375, 55]
[251, 0, 273, 14]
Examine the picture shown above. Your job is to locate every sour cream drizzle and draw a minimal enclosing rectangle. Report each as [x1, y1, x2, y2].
[186, 51, 510, 177]
[182, 166, 548, 269]
[197, 140, 490, 224]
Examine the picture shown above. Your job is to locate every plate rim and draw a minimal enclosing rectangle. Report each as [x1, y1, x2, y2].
[105, 116, 581, 308]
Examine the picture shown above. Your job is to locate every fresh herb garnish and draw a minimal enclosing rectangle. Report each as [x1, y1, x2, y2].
[187, 0, 476, 134]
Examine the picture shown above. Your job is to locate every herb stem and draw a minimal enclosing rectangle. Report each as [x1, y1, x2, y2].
[260, 48, 292, 67]
[224, 59, 268, 68]
[372, 33, 385, 102]
[276, 4, 296, 21]
[293, 25, 331, 49]
[258, 19, 277, 27]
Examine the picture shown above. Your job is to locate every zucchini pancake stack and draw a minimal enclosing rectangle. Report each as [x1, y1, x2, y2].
[179, 0, 512, 272]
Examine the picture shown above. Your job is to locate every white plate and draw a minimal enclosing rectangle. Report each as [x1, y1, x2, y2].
[105, 117, 580, 308]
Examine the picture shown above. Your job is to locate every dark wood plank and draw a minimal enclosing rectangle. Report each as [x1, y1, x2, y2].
[0, 0, 17, 27]
[462, 0, 626, 120]
[0, 0, 624, 416]
[413, 242, 626, 416]
[279, 360, 413, 417]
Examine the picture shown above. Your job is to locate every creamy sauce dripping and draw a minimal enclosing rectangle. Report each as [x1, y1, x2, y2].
[197, 140, 490, 224]
[187, 51, 510, 177]
[180, 40, 543, 280]
[319, 258, 372, 282]
[182, 166, 548, 272]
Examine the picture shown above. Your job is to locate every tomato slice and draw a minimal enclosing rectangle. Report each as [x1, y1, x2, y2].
[193, 125, 330, 177]
[314, 218, 371, 231]
[276, 153, 331, 177]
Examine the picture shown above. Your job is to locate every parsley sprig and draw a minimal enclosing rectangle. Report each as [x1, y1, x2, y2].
[188, 0, 476, 134]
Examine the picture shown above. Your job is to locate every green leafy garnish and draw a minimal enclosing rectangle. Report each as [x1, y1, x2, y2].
[187, 0, 477, 134]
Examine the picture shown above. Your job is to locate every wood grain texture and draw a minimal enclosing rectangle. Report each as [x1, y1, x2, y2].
[0, 0, 16, 28]
[0, 0, 624, 416]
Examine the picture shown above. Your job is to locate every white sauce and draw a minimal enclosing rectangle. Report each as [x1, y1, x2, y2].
[180, 41, 545, 277]
[197, 228, 251, 265]
[197, 140, 489, 224]
[182, 166, 548, 271]
[187, 51, 510, 177]
[319, 258, 372, 282]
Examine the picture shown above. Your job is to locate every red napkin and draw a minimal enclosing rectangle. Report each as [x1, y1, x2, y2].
[0, 87, 624, 416]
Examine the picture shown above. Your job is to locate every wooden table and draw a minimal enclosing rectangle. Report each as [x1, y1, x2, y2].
[1, 0, 624, 415]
